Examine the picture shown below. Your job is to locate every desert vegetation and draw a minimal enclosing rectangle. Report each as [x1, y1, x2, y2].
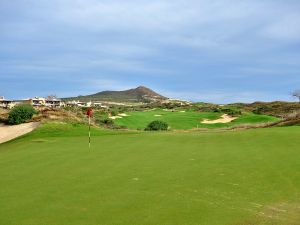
[145, 120, 169, 131]
[7, 104, 37, 125]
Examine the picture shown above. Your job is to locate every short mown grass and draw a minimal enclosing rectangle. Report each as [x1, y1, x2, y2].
[113, 109, 279, 130]
[0, 123, 300, 225]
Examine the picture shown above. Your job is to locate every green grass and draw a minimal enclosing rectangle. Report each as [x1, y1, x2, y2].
[113, 109, 279, 130]
[0, 123, 300, 225]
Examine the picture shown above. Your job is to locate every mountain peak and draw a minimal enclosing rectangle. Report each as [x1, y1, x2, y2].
[64, 86, 167, 102]
[136, 85, 148, 89]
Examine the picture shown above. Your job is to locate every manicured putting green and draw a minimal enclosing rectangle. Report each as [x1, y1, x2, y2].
[0, 123, 299, 225]
[113, 109, 279, 130]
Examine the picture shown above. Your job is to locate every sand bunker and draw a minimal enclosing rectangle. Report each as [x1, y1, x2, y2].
[201, 114, 237, 124]
[109, 116, 122, 120]
[118, 113, 130, 117]
[109, 113, 130, 120]
[0, 122, 39, 144]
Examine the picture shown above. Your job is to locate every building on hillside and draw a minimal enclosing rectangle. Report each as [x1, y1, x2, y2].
[24, 96, 63, 108]
[93, 102, 109, 109]
[162, 98, 192, 106]
[66, 100, 86, 107]
[24, 97, 46, 107]
[65, 100, 110, 108]
[45, 97, 63, 108]
[0, 96, 16, 109]
[86, 101, 92, 107]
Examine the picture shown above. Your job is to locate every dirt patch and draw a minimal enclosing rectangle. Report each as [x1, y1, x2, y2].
[0, 122, 39, 144]
[201, 114, 237, 124]
[238, 202, 300, 225]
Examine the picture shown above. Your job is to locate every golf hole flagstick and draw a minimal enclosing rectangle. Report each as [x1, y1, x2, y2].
[86, 107, 93, 148]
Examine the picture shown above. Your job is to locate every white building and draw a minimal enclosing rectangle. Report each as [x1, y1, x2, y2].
[0, 96, 16, 109]
[66, 100, 86, 107]
[45, 97, 63, 108]
[24, 97, 63, 108]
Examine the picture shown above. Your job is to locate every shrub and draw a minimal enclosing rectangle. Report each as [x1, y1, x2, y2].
[145, 120, 169, 131]
[220, 108, 242, 116]
[96, 117, 127, 129]
[8, 104, 37, 125]
[252, 106, 269, 115]
[99, 118, 114, 126]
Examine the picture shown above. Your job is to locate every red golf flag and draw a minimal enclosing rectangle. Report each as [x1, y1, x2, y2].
[86, 108, 93, 148]
[86, 107, 93, 118]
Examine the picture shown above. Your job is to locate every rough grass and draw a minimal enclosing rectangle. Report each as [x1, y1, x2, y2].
[229, 101, 300, 117]
[0, 108, 9, 123]
[113, 109, 279, 130]
[0, 123, 300, 225]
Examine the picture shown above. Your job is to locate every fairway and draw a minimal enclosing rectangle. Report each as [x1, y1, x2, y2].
[1, 123, 300, 225]
[113, 109, 279, 130]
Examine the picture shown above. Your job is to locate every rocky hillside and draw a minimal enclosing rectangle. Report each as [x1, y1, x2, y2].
[63, 86, 168, 103]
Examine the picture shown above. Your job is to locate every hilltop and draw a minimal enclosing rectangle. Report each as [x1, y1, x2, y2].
[63, 86, 168, 103]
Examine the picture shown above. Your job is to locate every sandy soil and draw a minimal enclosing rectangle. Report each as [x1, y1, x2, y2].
[201, 114, 237, 124]
[0, 122, 39, 144]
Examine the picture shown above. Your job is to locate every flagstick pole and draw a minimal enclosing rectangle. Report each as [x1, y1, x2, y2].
[89, 116, 91, 148]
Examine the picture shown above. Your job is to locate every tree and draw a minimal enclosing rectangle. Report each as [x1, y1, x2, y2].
[145, 120, 169, 131]
[292, 90, 300, 103]
[8, 104, 37, 125]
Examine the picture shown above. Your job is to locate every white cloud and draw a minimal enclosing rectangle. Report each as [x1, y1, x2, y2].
[261, 14, 300, 41]
[1, 0, 300, 102]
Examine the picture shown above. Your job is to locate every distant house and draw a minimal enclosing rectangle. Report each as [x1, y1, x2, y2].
[24, 97, 46, 107]
[65, 100, 109, 108]
[45, 97, 63, 108]
[162, 98, 192, 106]
[66, 100, 86, 107]
[24, 96, 63, 108]
[0, 96, 16, 109]
[93, 102, 109, 108]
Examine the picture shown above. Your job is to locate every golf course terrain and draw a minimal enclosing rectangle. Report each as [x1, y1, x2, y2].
[1, 122, 300, 225]
[112, 109, 279, 130]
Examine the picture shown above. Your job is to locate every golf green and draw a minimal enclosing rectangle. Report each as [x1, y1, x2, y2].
[0, 123, 299, 225]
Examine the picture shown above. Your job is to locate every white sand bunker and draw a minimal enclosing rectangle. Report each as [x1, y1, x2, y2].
[201, 114, 237, 124]
[109, 116, 122, 120]
[118, 113, 130, 117]
[109, 113, 130, 120]
[0, 122, 39, 144]
[154, 114, 162, 117]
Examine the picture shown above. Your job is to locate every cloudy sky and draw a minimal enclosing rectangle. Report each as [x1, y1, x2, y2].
[1, 0, 300, 103]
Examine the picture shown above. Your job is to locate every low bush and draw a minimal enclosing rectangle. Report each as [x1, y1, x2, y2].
[98, 118, 114, 126]
[252, 106, 270, 115]
[199, 106, 241, 116]
[145, 120, 169, 131]
[95, 117, 126, 129]
[7, 104, 37, 125]
[220, 108, 242, 116]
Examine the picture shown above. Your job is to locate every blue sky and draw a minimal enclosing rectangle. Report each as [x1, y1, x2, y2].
[1, 0, 300, 103]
